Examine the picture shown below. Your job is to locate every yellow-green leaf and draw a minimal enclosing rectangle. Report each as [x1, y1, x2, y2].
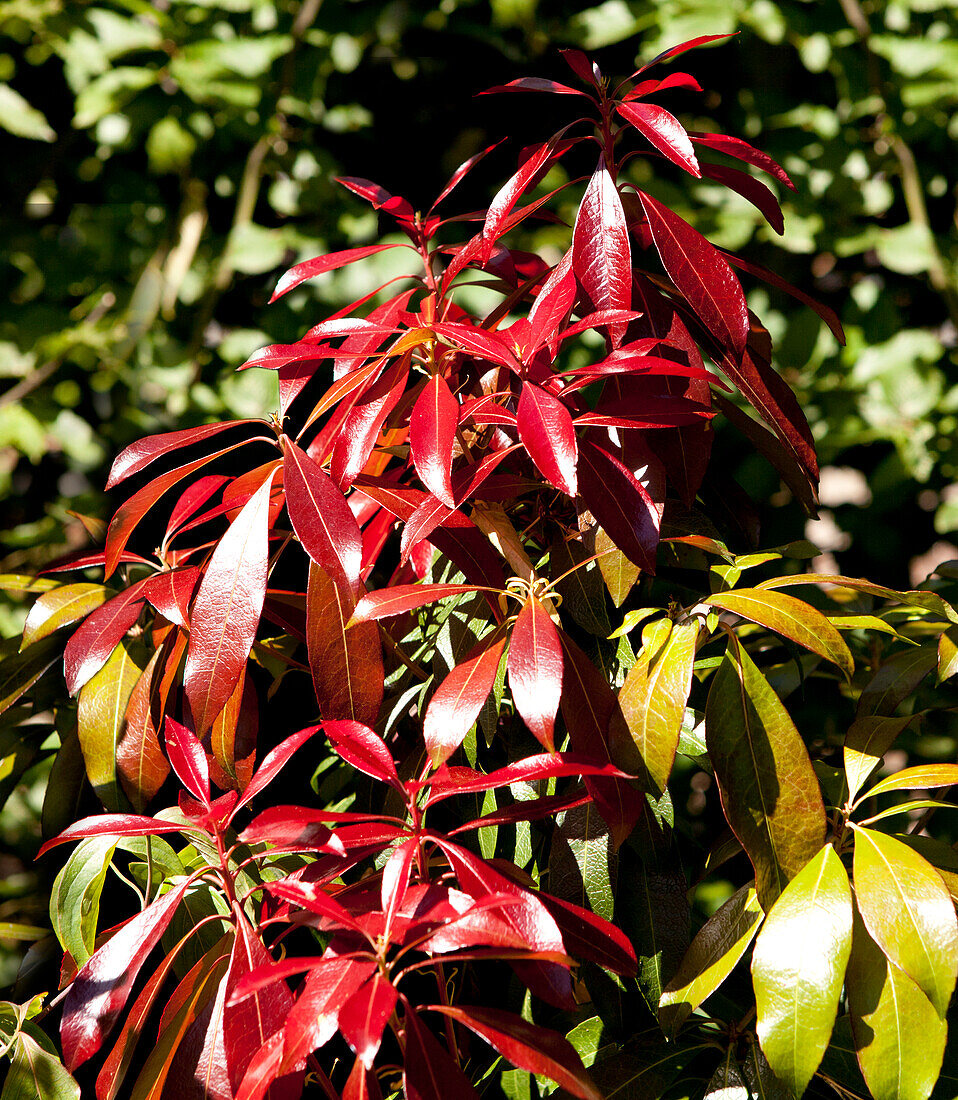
[609, 620, 698, 793]
[704, 587, 853, 680]
[858, 764, 958, 805]
[846, 909, 946, 1100]
[852, 826, 958, 1017]
[21, 584, 113, 650]
[756, 573, 958, 626]
[705, 638, 827, 909]
[938, 626, 958, 683]
[659, 884, 764, 1038]
[49, 836, 118, 967]
[596, 527, 639, 607]
[77, 640, 146, 811]
[751, 844, 852, 1097]
[843, 714, 915, 805]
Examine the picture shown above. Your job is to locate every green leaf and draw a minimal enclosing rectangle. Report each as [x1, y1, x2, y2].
[0, 84, 56, 142]
[938, 626, 958, 683]
[77, 640, 146, 810]
[49, 835, 119, 966]
[659, 883, 764, 1038]
[705, 639, 827, 909]
[21, 584, 113, 649]
[73, 67, 158, 129]
[856, 645, 938, 717]
[0, 637, 59, 715]
[704, 587, 854, 680]
[550, 803, 614, 920]
[846, 909, 946, 1100]
[623, 855, 691, 1016]
[609, 620, 698, 794]
[853, 826, 958, 1017]
[551, 536, 611, 637]
[844, 714, 916, 804]
[751, 844, 853, 1097]
[859, 764, 958, 804]
[2, 1032, 80, 1100]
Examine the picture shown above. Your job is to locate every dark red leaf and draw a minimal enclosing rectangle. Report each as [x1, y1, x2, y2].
[430, 141, 503, 213]
[523, 251, 576, 358]
[572, 157, 632, 345]
[342, 1056, 383, 1100]
[183, 470, 275, 738]
[426, 1005, 600, 1100]
[323, 719, 402, 791]
[616, 101, 700, 176]
[284, 439, 363, 593]
[507, 597, 563, 752]
[338, 973, 399, 1069]
[403, 1005, 479, 1100]
[399, 495, 456, 563]
[381, 838, 418, 934]
[61, 880, 192, 1070]
[700, 162, 784, 233]
[63, 583, 147, 695]
[268, 879, 368, 935]
[141, 567, 201, 628]
[517, 382, 577, 496]
[561, 48, 600, 86]
[431, 322, 520, 372]
[409, 374, 459, 508]
[638, 34, 735, 73]
[577, 440, 659, 572]
[424, 636, 507, 766]
[427, 753, 629, 806]
[691, 130, 795, 190]
[239, 804, 371, 852]
[271, 245, 405, 302]
[638, 189, 749, 356]
[106, 422, 257, 489]
[330, 356, 410, 490]
[537, 892, 637, 975]
[480, 76, 588, 97]
[233, 725, 322, 814]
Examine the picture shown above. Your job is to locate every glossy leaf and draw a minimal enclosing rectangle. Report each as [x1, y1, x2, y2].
[164, 716, 210, 806]
[572, 157, 631, 345]
[507, 597, 563, 752]
[705, 638, 826, 909]
[409, 373, 459, 508]
[77, 641, 147, 810]
[690, 131, 795, 190]
[659, 884, 764, 1038]
[106, 422, 257, 489]
[307, 565, 384, 727]
[852, 826, 958, 1016]
[64, 584, 148, 696]
[49, 836, 118, 968]
[609, 620, 697, 793]
[424, 636, 507, 766]
[638, 189, 748, 356]
[577, 442, 659, 573]
[323, 719, 402, 791]
[703, 587, 854, 681]
[402, 1006, 479, 1100]
[427, 1005, 600, 1100]
[351, 582, 491, 623]
[617, 101, 700, 176]
[184, 470, 275, 738]
[846, 910, 946, 1100]
[4, 1030, 81, 1100]
[858, 763, 958, 803]
[283, 439, 363, 593]
[61, 880, 191, 1070]
[751, 844, 852, 1096]
[338, 973, 399, 1070]
[516, 382, 577, 496]
[21, 584, 113, 650]
[271, 244, 403, 301]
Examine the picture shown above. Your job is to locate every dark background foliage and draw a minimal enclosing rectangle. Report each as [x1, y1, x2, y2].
[1, 0, 956, 1004]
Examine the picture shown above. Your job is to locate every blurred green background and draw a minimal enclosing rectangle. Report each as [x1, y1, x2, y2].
[0, 0, 956, 986]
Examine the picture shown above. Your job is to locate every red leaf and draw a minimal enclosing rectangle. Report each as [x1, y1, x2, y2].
[616, 101, 700, 176]
[409, 374, 459, 508]
[323, 719, 402, 790]
[537, 892, 637, 976]
[284, 439, 363, 593]
[278, 957, 378, 1073]
[104, 440, 256, 578]
[517, 382, 577, 496]
[403, 1006, 479, 1100]
[399, 495, 456, 564]
[426, 1005, 600, 1100]
[427, 753, 628, 806]
[37, 813, 188, 858]
[183, 470, 275, 739]
[691, 130, 795, 190]
[430, 141, 503, 213]
[450, 788, 593, 834]
[352, 583, 491, 623]
[271, 245, 405, 302]
[638, 33, 735, 73]
[61, 880, 191, 1070]
[342, 1056, 383, 1100]
[424, 636, 507, 766]
[558, 634, 643, 846]
[164, 717, 211, 806]
[572, 157, 631, 345]
[337, 176, 415, 219]
[431, 322, 520, 372]
[700, 162, 784, 233]
[233, 725, 322, 814]
[482, 139, 563, 255]
[118, 636, 180, 809]
[106, 422, 257, 489]
[638, 188, 748, 356]
[63, 583, 147, 695]
[306, 565, 384, 727]
[141, 567, 201, 628]
[268, 879, 368, 935]
[381, 837, 418, 934]
[238, 804, 359, 852]
[523, 251, 576, 358]
[560, 48, 600, 86]
[330, 356, 410, 490]
[507, 598, 563, 752]
[480, 76, 588, 97]
[338, 973, 399, 1069]
[577, 440, 659, 573]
